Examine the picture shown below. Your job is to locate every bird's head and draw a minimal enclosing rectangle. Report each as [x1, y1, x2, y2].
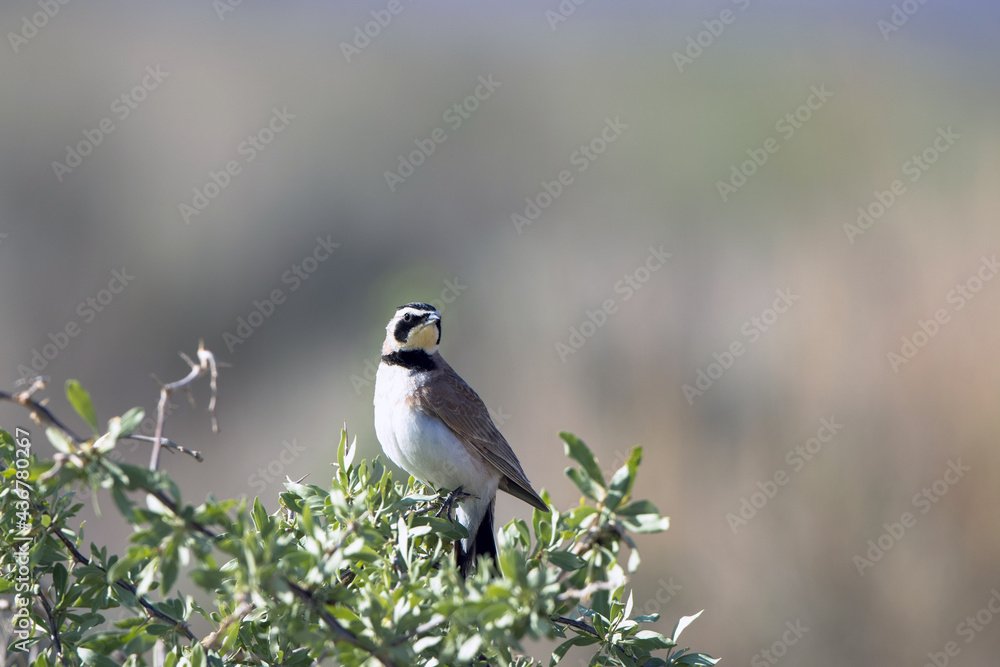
[382, 303, 442, 355]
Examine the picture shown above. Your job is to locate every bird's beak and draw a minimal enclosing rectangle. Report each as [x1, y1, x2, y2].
[426, 313, 441, 323]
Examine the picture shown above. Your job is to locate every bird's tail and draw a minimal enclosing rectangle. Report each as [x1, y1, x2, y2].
[457, 500, 498, 578]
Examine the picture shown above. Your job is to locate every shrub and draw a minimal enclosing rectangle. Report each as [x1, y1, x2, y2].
[0, 347, 717, 666]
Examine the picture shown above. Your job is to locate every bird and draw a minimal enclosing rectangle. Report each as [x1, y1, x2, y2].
[373, 302, 548, 576]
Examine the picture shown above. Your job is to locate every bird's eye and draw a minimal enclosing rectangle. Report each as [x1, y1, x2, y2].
[402, 313, 412, 322]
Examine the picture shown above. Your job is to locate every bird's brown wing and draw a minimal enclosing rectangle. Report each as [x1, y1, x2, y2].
[413, 365, 548, 512]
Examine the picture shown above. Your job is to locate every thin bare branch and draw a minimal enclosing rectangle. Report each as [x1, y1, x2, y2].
[121, 434, 203, 462]
[557, 578, 622, 603]
[150, 342, 220, 471]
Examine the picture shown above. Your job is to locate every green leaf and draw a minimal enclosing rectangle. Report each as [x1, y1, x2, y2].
[591, 592, 612, 625]
[621, 513, 670, 534]
[52, 562, 68, 597]
[161, 555, 178, 594]
[671, 609, 703, 642]
[627, 629, 675, 651]
[251, 497, 269, 534]
[457, 635, 482, 663]
[413, 636, 443, 653]
[326, 605, 362, 624]
[411, 515, 467, 540]
[144, 623, 173, 636]
[344, 434, 357, 471]
[107, 553, 139, 583]
[111, 487, 135, 521]
[616, 500, 658, 517]
[566, 468, 603, 501]
[45, 427, 74, 454]
[337, 429, 349, 486]
[533, 504, 553, 550]
[111, 407, 145, 439]
[78, 649, 122, 667]
[189, 642, 207, 667]
[512, 518, 531, 547]
[606, 447, 641, 511]
[66, 380, 99, 435]
[627, 546, 641, 573]
[606, 466, 631, 511]
[674, 653, 719, 666]
[92, 432, 117, 454]
[551, 635, 599, 665]
[478, 602, 512, 624]
[561, 432, 606, 490]
[548, 550, 586, 571]
[190, 568, 226, 590]
[280, 649, 313, 667]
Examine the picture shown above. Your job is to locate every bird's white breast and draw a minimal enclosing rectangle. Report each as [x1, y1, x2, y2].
[374, 362, 496, 495]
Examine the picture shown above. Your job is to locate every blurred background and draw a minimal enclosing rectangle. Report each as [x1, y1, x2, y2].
[2, 0, 999, 663]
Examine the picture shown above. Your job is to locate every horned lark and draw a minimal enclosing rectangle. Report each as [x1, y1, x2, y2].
[374, 302, 548, 575]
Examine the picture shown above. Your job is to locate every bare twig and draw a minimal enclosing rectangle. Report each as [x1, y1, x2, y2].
[0, 435, 198, 642]
[557, 578, 622, 603]
[150, 341, 220, 472]
[1, 354, 220, 646]
[3, 378, 216, 541]
[121, 434, 203, 462]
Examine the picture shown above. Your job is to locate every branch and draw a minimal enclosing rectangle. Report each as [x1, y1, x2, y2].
[557, 578, 622, 603]
[554, 615, 599, 637]
[47, 522, 196, 641]
[0, 351, 216, 645]
[36, 586, 67, 663]
[0, 381, 85, 445]
[285, 578, 398, 667]
[1, 386, 217, 541]
[149, 342, 220, 471]
[0, 435, 199, 643]
[122, 434, 203, 462]
[145, 488, 218, 539]
[201, 595, 253, 651]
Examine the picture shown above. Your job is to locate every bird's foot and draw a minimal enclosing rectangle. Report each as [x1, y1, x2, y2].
[435, 485, 474, 519]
